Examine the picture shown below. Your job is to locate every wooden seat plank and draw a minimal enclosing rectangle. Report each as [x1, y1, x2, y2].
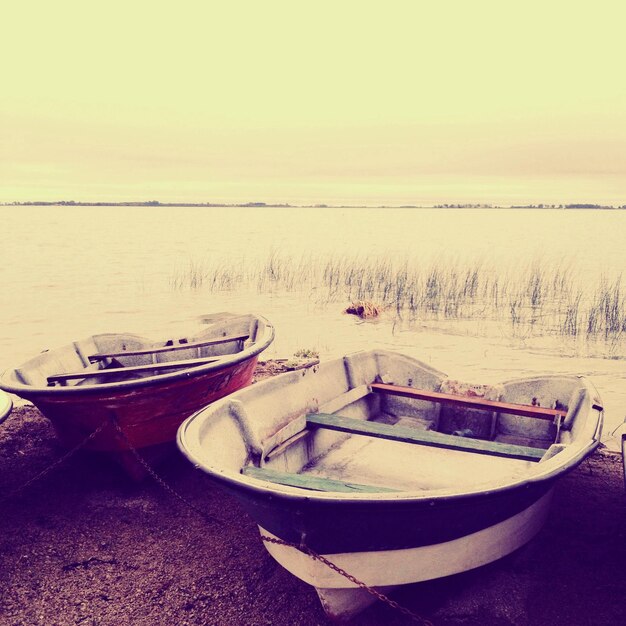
[306, 413, 546, 462]
[242, 466, 398, 493]
[47, 356, 221, 385]
[87, 334, 249, 362]
[370, 383, 565, 421]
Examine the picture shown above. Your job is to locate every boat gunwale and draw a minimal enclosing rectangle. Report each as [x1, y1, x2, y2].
[0, 317, 274, 397]
[176, 372, 603, 505]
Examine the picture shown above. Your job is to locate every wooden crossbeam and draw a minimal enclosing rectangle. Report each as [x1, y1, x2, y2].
[242, 466, 397, 493]
[306, 413, 547, 462]
[87, 334, 249, 362]
[47, 356, 220, 385]
[370, 383, 566, 421]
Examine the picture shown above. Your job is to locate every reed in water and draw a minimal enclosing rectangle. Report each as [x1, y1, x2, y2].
[169, 254, 626, 341]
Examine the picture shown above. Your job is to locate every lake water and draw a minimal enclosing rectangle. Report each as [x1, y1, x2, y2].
[1, 205, 624, 448]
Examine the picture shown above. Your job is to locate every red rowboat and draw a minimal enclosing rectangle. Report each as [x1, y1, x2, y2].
[0, 313, 274, 478]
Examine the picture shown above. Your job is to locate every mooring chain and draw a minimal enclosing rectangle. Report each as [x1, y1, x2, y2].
[3, 412, 431, 624]
[0, 420, 109, 502]
[114, 416, 433, 624]
[260, 534, 433, 625]
[112, 417, 432, 624]
[109, 418, 223, 526]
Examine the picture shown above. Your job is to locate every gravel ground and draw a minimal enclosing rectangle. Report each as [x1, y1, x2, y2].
[1, 362, 625, 626]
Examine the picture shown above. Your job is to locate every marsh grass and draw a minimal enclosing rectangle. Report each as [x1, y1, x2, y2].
[169, 254, 626, 342]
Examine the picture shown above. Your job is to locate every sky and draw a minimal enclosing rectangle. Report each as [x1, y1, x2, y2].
[1, 1, 625, 206]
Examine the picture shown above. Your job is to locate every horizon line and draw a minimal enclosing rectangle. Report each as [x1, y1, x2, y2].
[2, 200, 625, 210]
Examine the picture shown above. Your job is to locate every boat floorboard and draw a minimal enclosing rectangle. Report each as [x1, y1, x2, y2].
[301, 420, 533, 492]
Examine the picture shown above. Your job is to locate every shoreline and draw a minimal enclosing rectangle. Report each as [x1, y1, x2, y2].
[0, 366, 625, 625]
[4, 202, 626, 210]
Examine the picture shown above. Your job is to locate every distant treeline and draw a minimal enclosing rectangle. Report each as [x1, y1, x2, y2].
[2, 200, 287, 208]
[510, 203, 625, 209]
[3, 201, 625, 209]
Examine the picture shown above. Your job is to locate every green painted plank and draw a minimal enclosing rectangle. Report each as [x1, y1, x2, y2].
[242, 466, 398, 493]
[306, 413, 546, 462]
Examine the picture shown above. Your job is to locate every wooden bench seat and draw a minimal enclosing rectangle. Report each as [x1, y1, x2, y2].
[47, 356, 221, 386]
[87, 334, 250, 362]
[242, 466, 398, 493]
[306, 413, 546, 462]
[370, 383, 566, 421]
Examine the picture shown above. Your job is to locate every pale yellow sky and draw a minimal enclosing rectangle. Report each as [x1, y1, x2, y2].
[2, 1, 625, 205]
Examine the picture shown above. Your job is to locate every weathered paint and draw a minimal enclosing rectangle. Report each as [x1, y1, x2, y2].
[263, 491, 554, 620]
[242, 466, 398, 493]
[260, 490, 554, 587]
[177, 349, 603, 619]
[306, 412, 547, 461]
[0, 314, 274, 477]
[31, 356, 259, 451]
[370, 383, 567, 420]
[220, 474, 553, 554]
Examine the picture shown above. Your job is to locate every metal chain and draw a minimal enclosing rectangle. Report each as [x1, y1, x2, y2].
[112, 416, 432, 623]
[109, 418, 223, 525]
[2, 410, 432, 623]
[112, 419, 433, 623]
[0, 420, 109, 502]
[260, 534, 433, 625]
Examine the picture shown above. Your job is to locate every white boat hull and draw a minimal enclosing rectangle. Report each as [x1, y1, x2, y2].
[260, 490, 554, 620]
[177, 349, 603, 619]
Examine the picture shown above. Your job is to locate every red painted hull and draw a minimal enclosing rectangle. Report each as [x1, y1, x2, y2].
[22, 356, 259, 477]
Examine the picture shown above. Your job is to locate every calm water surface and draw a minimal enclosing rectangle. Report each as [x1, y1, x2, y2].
[1, 206, 624, 447]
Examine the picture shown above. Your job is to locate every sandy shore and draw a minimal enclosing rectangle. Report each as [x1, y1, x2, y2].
[1, 366, 625, 626]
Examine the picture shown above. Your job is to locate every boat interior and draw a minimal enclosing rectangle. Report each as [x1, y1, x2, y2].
[10, 313, 265, 388]
[183, 350, 600, 495]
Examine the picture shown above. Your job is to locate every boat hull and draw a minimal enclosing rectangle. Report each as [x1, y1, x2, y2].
[215, 473, 553, 555]
[176, 349, 602, 618]
[22, 356, 258, 477]
[260, 490, 553, 619]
